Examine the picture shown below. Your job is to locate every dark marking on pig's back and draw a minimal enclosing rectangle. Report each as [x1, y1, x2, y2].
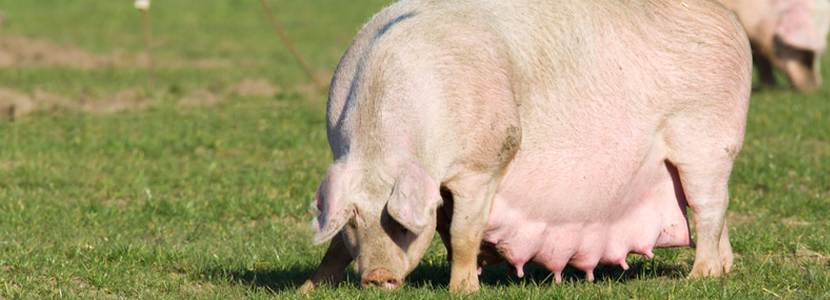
[375, 13, 416, 40]
[497, 125, 520, 163]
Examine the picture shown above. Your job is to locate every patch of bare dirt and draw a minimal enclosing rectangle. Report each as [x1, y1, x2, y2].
[180, 282, 216, 294]
[780, 216, 811, 226]
[0, 76, 322, 119]
[0, 35, 234, 69]
[727, 212, 757, 225]
[0, 87, 72, 119]
[179, 77, 285, 106]
[180, 77, 292, 106]
[32, 88, 72, 111]
[80, 88, 155, 113]
[1, 86, 160, 119]
[0, 36, 104, 69]
[758, 246, 829, 270]
[232, 78, 281, 97]
[177, 89, 222, 107]
[795, 249, 826, 264]
[186, 58, 232, 69]
[0, 87, 35, 118]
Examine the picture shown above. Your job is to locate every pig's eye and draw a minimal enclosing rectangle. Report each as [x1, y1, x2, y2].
[391, 217, 412, 236]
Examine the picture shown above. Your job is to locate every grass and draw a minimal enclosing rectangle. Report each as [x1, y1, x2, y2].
[1, 0, 829, 298]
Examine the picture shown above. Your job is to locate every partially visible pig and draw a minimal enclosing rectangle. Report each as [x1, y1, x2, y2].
[721, 0, 830, 92]
[301, 0, 751, 293]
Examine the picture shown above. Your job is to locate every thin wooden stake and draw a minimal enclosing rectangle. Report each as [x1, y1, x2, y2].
[258, 0, 326, 93]
[140, 8, 156, 91]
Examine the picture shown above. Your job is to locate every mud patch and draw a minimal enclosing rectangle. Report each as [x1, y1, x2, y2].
[0, 36, 104, 69]
[232, 78, 281, 97]
[795, 249, 826, 264]
[1, 76, 320, 119]
[0, 87, 35, 118]
[80, 88, 155, 113]
[1, 86, 157, 119]
[727, 212, 757, 225]
[760, 247, 830, 272]
[780, 216, 811, 226]
[0, 87, 74, 119]
[0, 35, 234, 69]
[180, 78, 284, 106]
[32, 88, 72, 111]
[178, 89, 223, 107]
[180, 282, 216, 293]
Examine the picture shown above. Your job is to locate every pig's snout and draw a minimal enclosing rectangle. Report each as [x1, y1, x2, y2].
[361, 268, 400, 289]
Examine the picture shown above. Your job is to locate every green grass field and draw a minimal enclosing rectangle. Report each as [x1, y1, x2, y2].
[1, 0, 828, 298]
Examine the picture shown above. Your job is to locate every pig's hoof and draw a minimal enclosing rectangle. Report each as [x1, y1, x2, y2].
[723, 260, 733, 274]
[361, 268, 400, 289]
[449, 278, 480, 294]
[688, 261, 724, 279]
[298, 280, 316, 294]
[721, 250, 734, 274]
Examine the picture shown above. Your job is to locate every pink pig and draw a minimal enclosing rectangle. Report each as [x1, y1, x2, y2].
[301, 0, 751, 293]
[721, 0, 830, 92]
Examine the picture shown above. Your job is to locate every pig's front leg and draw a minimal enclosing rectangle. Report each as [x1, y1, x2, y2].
[445, 176, 500, 293]
[752, 50, 777, 87]
[299, 232, 353, 293]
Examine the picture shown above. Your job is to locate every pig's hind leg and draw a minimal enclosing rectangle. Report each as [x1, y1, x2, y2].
[666, 158, 734, 278]
[662, 114, 743, 278]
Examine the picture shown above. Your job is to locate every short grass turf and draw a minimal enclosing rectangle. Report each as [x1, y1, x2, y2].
[1, 0, 829, 299]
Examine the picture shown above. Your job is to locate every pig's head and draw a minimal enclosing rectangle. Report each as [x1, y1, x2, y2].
[773, 0, 830, 92]
[311, 161, 442, 289]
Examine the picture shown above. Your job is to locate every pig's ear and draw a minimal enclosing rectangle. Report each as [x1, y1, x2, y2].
[311, 164, 353, 245]
[386, 163, 441, 235]
[777, 4, 824, 50]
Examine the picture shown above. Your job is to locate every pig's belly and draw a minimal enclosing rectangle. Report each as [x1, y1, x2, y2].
[484, 143, 692, 280]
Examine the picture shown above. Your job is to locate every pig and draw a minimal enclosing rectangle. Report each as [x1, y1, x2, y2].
[300, 0, 751, 293]
[721, 0, 830, 92]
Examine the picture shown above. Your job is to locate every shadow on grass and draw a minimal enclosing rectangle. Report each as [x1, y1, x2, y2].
[199, 264, 369, 292]
[408, 258, 687, 289]
[199, 264, 317, 292]
[200, 258, 687, 292]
